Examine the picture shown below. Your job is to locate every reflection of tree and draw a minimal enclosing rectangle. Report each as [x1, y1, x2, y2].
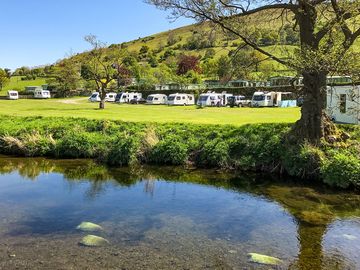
[144, 180, 156, 197]
[263, 186, 360, 269]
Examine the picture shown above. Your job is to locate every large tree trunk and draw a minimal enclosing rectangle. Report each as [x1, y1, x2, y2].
[291, 71, 335, 144]
[290, 1, 336, 144]
[99, 88, 106, 110]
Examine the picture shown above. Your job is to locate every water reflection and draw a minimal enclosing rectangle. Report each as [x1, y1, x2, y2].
[0, 156, 359, 269]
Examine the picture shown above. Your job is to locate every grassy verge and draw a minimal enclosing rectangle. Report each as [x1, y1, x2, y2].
[0, 98, 300, 125]
[0, 116, 359, 189]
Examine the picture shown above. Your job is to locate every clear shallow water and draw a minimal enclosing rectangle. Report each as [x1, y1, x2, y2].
[0, 157, 359, 270]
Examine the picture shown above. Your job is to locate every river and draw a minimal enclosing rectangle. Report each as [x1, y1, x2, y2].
[0, 156, 359, 270]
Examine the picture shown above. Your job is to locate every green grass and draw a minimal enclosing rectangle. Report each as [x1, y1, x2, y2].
[0, 97, 300, 126]
[1, 76, 48, 94]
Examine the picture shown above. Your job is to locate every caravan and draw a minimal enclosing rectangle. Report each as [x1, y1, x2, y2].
[251, 92, 296, 107]
[146, 94, 168, 105]
[167, 93, 195, 106]
[7, 90, 19, 100]
[89, 92, 117, 102]
[197, 92, 223, 107]
[34, 89, 51, 99]
[327, 85, 360, 125]
[115, 92, 142, 103]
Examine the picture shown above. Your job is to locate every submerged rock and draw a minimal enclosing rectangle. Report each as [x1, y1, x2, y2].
[343, 234, 357, 240]
[76, 222, 103, 232]
[248, 253, 283, 266]
[80, 235, 109, 247]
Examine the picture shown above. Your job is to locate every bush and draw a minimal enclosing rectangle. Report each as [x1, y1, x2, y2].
[105, 136, 140, 166]
[321, 151, 360, 188]
[149, 136, 188, 165]
[196, 139, 230, 168]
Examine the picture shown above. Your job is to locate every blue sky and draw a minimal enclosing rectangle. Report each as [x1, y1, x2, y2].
[0, 0, 193, 71]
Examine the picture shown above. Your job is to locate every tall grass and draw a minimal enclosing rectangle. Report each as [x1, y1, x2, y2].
[0, 116, 359, 189]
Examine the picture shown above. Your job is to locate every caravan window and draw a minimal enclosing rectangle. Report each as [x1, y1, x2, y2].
[267, 96, 271, 100]
[168, 96, 175, 101]
[182, 96, 186, 100]
[199, 95, 208, 101]
[91, 93, 98, 98]
[154, 97, 159, 101]
[147, 96, 154, 101]
[210, 96, 216, 101]
[176, 96, 181, 100]
[340, 94, 347, 113]
[189, 96, 193, 100]
[253, 95, 265, 101]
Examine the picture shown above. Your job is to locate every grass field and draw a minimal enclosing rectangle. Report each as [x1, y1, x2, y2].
[0, 97, 300, 126]
[1, 76, 48, 94]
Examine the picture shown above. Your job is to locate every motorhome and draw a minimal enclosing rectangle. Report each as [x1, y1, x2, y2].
[146, 94, 168, 105]
[115, 92, 142, 103]
[327, 85, 360, 125]
[251, 91, 297, 107]
[167, 93, 195, 106]
[34, 89, 51, 99]
[197, 92, 223, 107]
[89, 92, 118, 102]
[7, 90, 19, 100]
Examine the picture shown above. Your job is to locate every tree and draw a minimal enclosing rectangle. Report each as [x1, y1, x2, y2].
[146, 0, 360, 144]
[81, 35, 121, 109]
[177, 54, 201, 75]
[0, 69, 10, 90]
[47, 58, 82, 96]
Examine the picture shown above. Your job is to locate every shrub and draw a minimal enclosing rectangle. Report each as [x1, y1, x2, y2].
[149, 136, 188, 165]
[105, 136, 140, 166]
[196, 139, 230, 168]
[321, 151, 360, 188]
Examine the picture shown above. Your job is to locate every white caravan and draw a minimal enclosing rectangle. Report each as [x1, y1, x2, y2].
[34, 89, 51, 99]
[7, 90, 19, 100]
[89, 92, 117, 102]
[327, 85, 360, 125]
[167, 93, 195, 106]
[115, 92, 142, 103]
[197, 92, 223, 107]
[146, 94, 168, 105]
[251, 91, 296, 107]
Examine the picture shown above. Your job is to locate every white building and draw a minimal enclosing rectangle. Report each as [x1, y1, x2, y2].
[327, 85, 360, 125]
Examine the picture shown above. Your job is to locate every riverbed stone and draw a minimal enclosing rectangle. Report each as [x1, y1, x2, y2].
[76, 222, 103, 232]
[248, 253, 283, 266]
[79, 235, 109, 247]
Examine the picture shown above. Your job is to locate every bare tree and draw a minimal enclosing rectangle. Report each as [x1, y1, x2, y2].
[81, 35, 120, 109]
[146, 0, 360, 144]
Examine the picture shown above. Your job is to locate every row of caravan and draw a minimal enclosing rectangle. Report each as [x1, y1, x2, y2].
[6, 90, 51, 100]
[89, 92, 196, 106]
[89, 91, 298, 107]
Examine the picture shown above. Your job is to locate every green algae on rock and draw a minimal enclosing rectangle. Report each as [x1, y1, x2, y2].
[79, 235, 109, 247]
[248, 253, 283, 266]
[76, 222, 103, 232]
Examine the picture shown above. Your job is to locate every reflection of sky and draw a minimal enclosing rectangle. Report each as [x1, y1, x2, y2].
[323, 219, 360, 269]
[0, 171, 299, 262]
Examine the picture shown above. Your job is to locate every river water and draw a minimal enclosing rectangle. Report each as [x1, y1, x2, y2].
[0, 156, 359, 270]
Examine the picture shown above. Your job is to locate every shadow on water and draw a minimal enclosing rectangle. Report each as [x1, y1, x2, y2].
[0, 156, 359, 269]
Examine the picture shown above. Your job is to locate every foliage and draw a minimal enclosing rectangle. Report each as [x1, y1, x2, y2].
[0, 116, 358, 189]
[0, 68, 10, 90]
[177, 54, 201, 75]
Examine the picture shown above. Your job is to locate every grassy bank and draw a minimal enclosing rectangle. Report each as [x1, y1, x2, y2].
[0, 116, 359, 189]
[0, 98, 300, 125]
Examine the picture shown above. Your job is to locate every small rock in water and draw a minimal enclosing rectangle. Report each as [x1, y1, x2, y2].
[248, 253, 283, 266]
[76, 222, 103, 232]
[343, 234, 357, 240]
[80, 235, 109, 247]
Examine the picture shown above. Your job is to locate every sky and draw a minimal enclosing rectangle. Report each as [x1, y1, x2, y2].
[0, 0, 193, 71]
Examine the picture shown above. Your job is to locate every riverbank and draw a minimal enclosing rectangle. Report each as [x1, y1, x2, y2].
[0, 116, 359, 189]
